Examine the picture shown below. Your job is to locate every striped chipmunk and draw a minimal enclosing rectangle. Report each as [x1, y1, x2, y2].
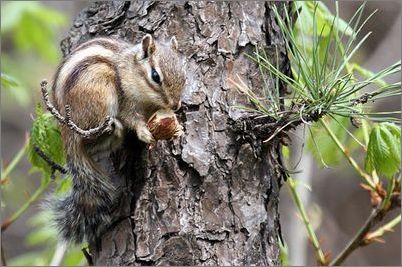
[41, 34, 186, 245]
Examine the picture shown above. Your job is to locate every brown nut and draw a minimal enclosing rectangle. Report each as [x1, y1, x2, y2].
[147, 110, 179, 140]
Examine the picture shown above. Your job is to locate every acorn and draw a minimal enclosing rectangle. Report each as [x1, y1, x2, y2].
[147, 109, 179, 141]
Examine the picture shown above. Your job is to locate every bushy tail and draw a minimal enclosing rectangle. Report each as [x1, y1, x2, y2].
[51, 155, 117, 244]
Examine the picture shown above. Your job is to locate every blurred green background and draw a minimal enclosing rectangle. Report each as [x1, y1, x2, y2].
[1, 1, 400, 266]
[1, 2, 88, 265]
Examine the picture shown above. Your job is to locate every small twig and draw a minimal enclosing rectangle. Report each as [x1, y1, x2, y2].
[287, 177, 328, 265]
[64, 105, 112, 138]
[81, 247, 94, 266]
[1, 137, 29, 182]
[1, 181, 50, 232]
[40, 80, 113, 138]
[351, 92, 375, 105]
[40, 80, 65, 123]
[329, 207, 382, 266]
[263, 120, 295, 143]
[364, 215, 401, 243]
[330, 189, 400, 267]
[33, 145, 67, 179]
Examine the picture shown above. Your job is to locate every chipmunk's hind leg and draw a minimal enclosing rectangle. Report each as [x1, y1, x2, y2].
[63, 59, 121, 135]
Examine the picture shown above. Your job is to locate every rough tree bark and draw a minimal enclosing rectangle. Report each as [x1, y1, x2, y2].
[60, 1, 289, 265]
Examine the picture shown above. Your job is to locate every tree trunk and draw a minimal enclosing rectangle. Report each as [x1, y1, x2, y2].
[60, 1, 289, 265]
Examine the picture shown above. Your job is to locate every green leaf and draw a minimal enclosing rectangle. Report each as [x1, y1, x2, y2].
[365, 123, 401, 178]
[1, 55, 32, 107]
[0, 1, 34, 32]
[14, 10, 60, 62]
[307, 116, 349, 166]
[1, 72, 19, 88]
[28, 104, 65, 178]
[294, 2, 354, 37]
[62, 246, 86, 266]
[1, 1, 67, 63]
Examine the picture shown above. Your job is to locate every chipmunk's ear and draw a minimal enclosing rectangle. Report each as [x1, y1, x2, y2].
[142, 34, 156, 58]
[170, 36, 178, 51]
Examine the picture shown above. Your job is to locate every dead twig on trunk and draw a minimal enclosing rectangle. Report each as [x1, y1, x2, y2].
[40, 80, 113, 138]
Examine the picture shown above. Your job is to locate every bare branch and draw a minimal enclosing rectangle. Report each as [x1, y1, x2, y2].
[329, 196, 400, 266]
[329, 207, 381, 266]
[40, 80, 113, 138]
[40, 80, 65, 123]
[64, 105, 113, 138]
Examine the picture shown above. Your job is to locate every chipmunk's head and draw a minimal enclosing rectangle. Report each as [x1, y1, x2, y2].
[140, 34, 186, 111]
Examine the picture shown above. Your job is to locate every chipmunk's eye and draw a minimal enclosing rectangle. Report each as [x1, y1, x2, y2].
[151, 68, 161, 84]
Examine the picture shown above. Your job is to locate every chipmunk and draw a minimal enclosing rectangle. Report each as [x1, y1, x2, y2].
[48, 34, 186, 244]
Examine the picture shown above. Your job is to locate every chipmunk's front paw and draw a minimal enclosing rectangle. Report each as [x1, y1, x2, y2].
[136, 124, 156, 144]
